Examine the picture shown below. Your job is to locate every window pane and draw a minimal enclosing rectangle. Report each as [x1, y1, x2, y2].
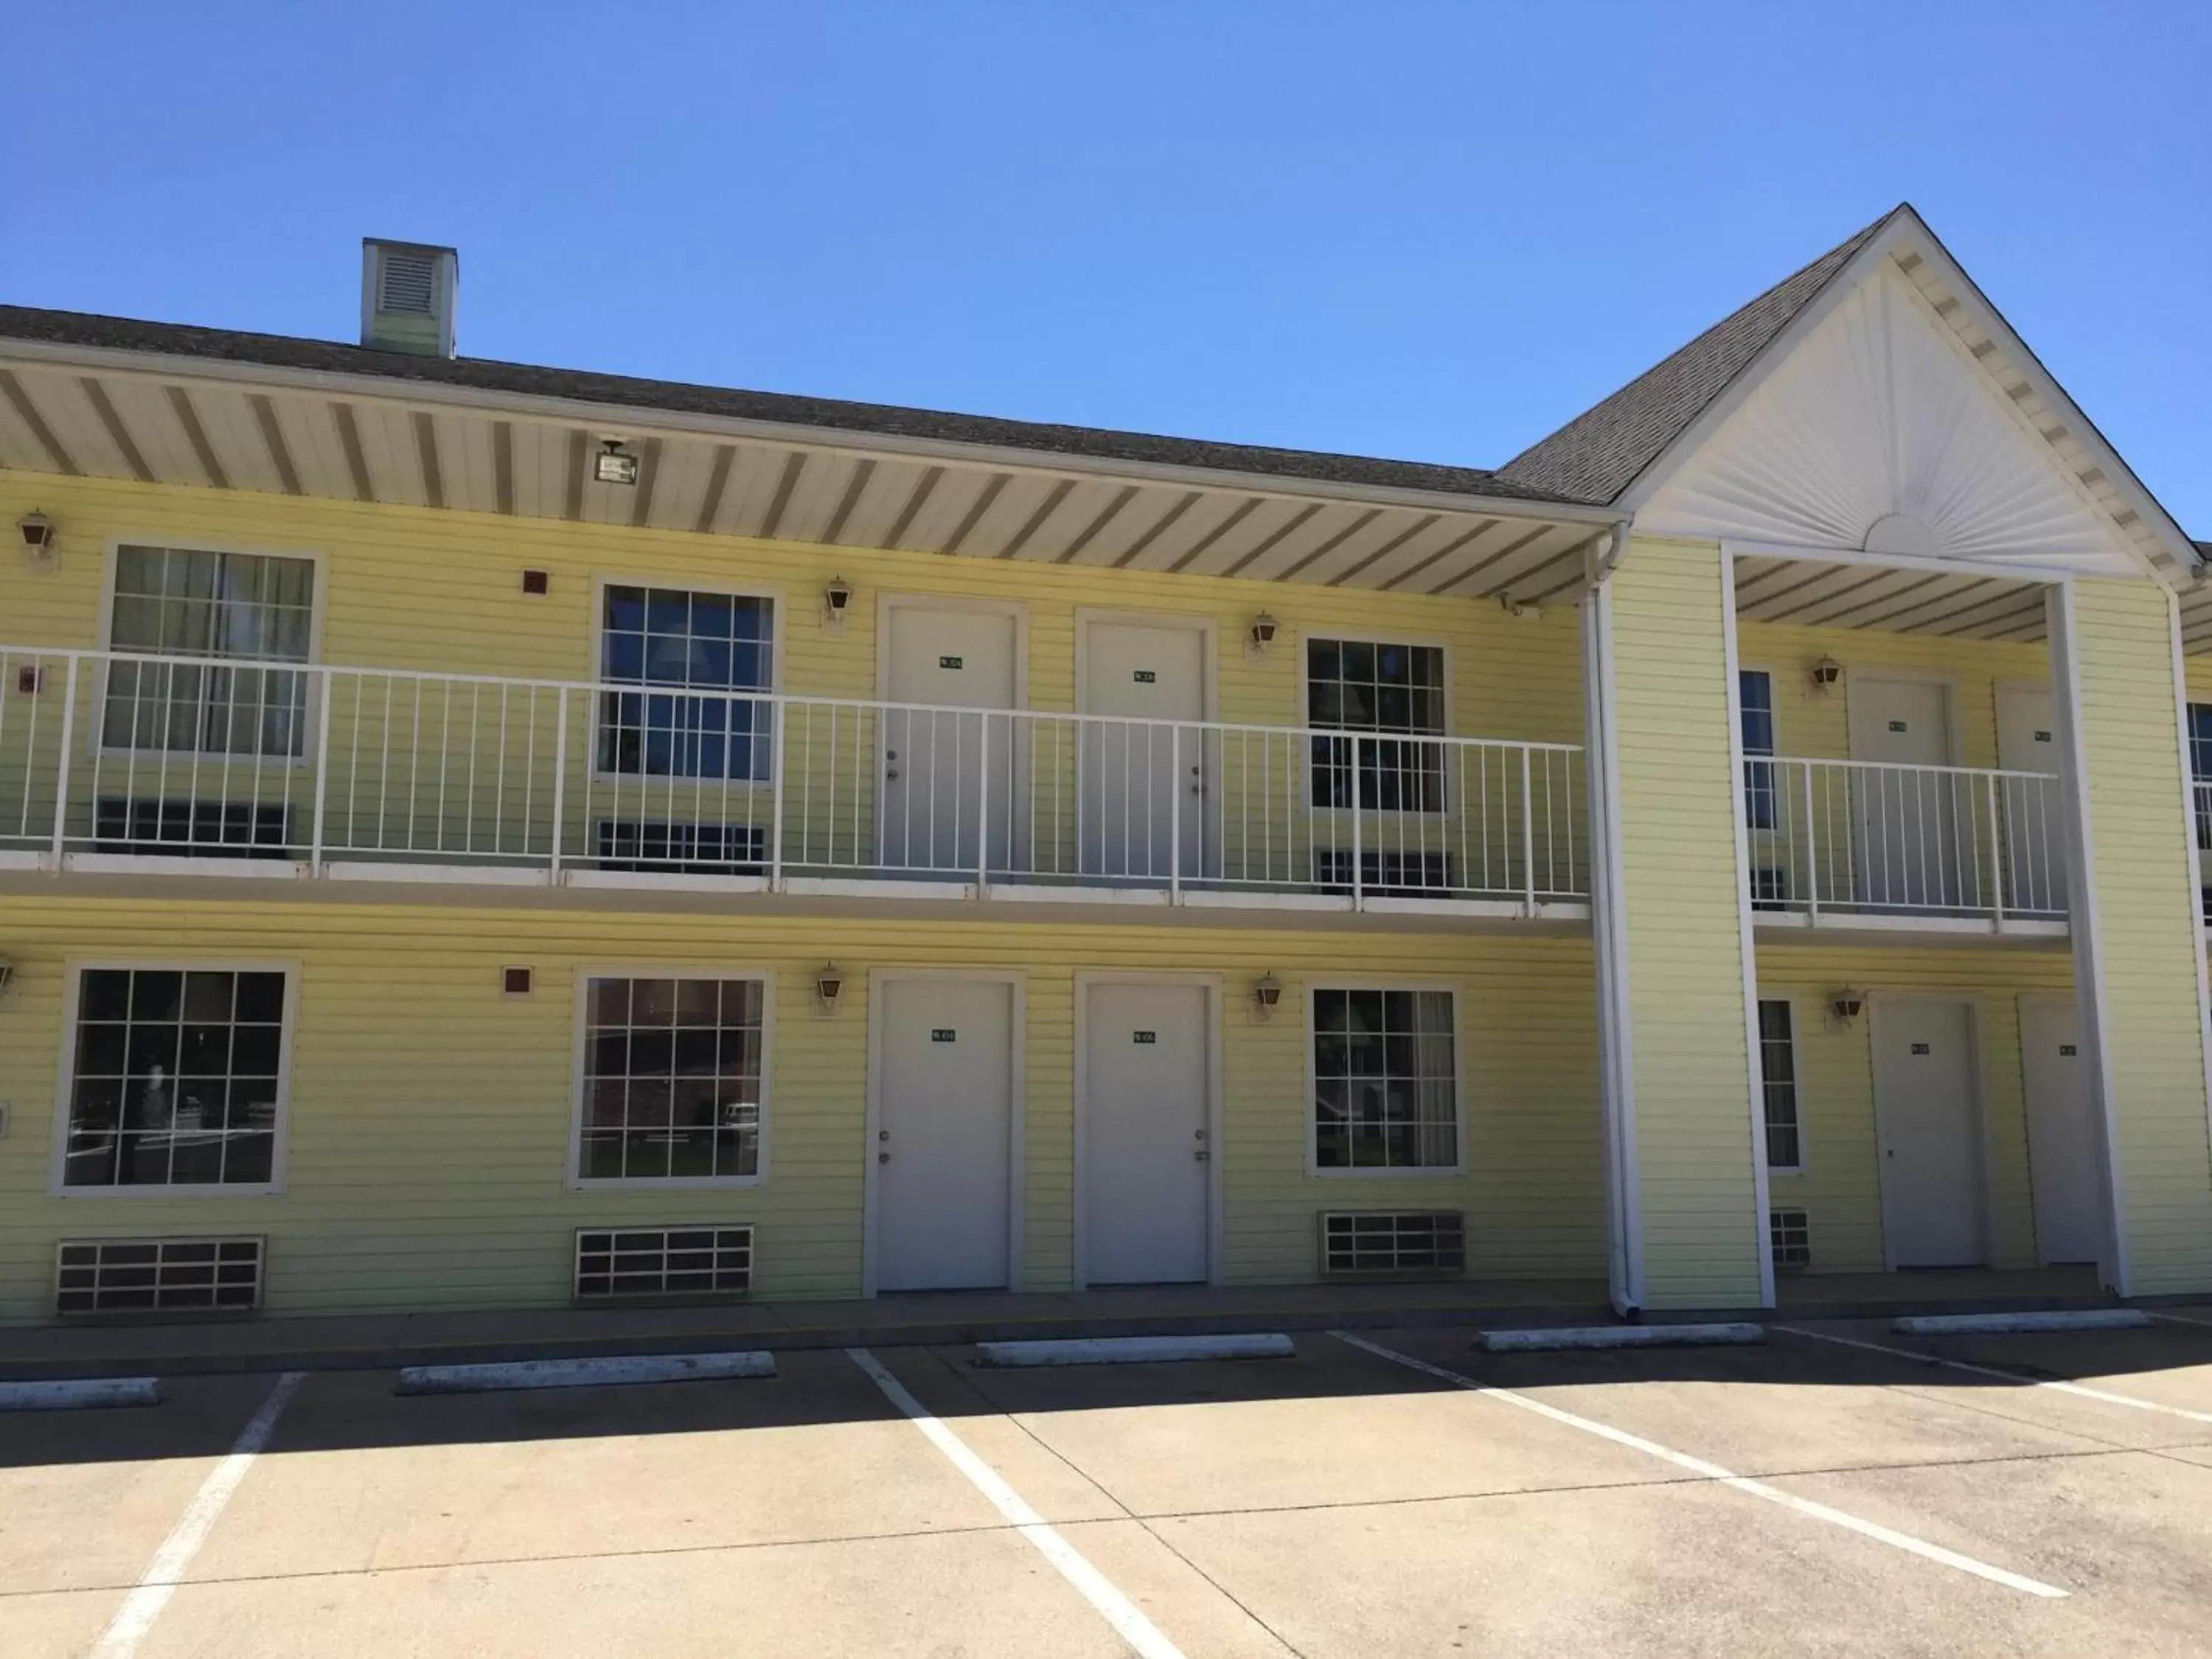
[1313, 987, 1456, 1169]
[63, 967, 287, 1189]
[578, 976, 768, 1182]
[103, 549, 313, 757]
[598, 586, 773, 779]
[1758, 998, 1801, 1170]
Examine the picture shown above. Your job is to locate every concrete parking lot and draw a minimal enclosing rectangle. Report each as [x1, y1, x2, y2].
[7, 1311, 2212, 1658]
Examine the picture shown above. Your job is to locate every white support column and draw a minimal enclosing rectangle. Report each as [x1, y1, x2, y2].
[2048, 581, 2134, 1296]
[1582, 577, 1645, 1313]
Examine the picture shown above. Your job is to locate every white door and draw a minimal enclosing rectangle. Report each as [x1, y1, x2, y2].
[1994, 684, 2066, 915]
[1849, 678, 1959, 909]
[875, 978, 1014, 1291]
[1873, 998, 1986, 1267]
[1079, 621, 1208, 880]
[1083, 982, 1209, 1284]
[2020, 996, 2101, 1265]
[881, 605, 1018, 874]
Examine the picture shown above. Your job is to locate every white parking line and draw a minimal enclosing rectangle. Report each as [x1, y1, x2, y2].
[1777, 1324, 2212, 1427]
[89, 1369, 307, 1659]
[1332, 1330, 2067, 1600]
[846, 1347, 1189, 1659]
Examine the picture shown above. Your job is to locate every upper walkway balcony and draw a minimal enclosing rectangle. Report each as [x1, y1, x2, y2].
[1743, 754, 2067, 939]
[0, 646, 1587, 925]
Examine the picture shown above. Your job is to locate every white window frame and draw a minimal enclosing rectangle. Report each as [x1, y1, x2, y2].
[587, 575, 787, 787]
[1304, 978, 1467, 1178]
[1736, 661, 1792, 902]
[1756, 993, 1805, 1175]
[94, 537, 328, 770]
[567, 964, 776, 1190]
[49, 959, 299, 1199]
[1298, 630, 1457, 863]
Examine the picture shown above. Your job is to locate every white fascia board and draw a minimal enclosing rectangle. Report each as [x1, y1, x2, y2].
[0, 336, 1630, 532]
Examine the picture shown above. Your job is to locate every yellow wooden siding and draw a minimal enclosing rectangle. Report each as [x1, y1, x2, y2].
[0, 472, 1585, 743]
[1734, 619, 2049, 768]
[1754, 944, 2074, 1273]
[1609, 538, 1760, 1307]
[0, 896, 1604, 1322]
[2068, 579, 2212, 1293]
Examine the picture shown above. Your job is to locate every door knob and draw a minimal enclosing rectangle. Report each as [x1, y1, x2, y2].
[879, 1152, 891, 1164]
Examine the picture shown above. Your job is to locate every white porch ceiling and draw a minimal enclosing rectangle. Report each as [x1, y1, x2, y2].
[0, 356, 1609, 605]
[1733, 554, 2049, 644]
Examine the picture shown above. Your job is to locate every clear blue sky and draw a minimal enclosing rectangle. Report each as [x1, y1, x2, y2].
[11, 3, 2210, 528]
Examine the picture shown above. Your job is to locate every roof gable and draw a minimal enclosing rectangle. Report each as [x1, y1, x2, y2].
[1639, 256, 2140, 579]
[1493, 214, 1885, 504]
[1498, 204, 2198, 585]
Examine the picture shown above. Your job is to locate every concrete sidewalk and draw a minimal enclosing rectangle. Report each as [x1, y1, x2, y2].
[0, 1265, 2123, 1382]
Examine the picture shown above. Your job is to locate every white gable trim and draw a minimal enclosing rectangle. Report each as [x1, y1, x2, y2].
[1618, 208, 2194, 588]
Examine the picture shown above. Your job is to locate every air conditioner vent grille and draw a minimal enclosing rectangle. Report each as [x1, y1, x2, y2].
[1319, 1210, 1465, 1279]
[1770, 1208, 1812, 1271]
[378, 249, 437, 315]
[57, 1236, 265, 1315]
[575, 1225, 752, 1301]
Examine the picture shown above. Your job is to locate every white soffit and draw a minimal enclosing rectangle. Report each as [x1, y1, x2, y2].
[0, 356, 1605, 603]
[1732, 554, 2050, 644]
[1638, 259, 2142, 581]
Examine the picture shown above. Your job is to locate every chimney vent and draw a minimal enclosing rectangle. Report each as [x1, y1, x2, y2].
[361, 239, 459, 358]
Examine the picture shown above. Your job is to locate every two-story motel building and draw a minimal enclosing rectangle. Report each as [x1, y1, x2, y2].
[2, 203, 2209, 1328]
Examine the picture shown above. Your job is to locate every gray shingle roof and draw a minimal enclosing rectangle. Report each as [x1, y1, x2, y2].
[1494, 209, 1898, 505]
[0, 304, 1587, 508]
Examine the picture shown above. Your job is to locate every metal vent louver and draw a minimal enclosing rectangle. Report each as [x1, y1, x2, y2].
[574, 1225, 753, 1300]
[56, 1237, 265, 1315]
[1770, 1208, 1812, 1271]
[1319, 1210, 1466, 1279]
[377, 249, 437, 315]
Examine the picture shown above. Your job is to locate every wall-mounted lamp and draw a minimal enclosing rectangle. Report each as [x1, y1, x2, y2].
[0, 956, 18, 995]
[1830, 987, 1865, 1026]
[1247, 613, 1279, 659]
[18, 511, 56, 568]
[1252, 972, 1284, 1019]
[1808, 655, 1843, 696]
[1499, 594, 1538, 621]
[815, 962, 846, 1015]
[823, 577, 853, 633]
[593, 439, 640, 486]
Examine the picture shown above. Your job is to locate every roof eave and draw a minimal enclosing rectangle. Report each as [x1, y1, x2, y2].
[0, 330, 1626, 532]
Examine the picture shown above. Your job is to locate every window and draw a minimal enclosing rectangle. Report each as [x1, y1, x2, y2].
[1739, 669, 1777, 832]
[1312, 987, 1458, 1171]
[1758, 998, 1801, 1172]
[598, 586, 773, 780]
[580, 976, 765, 1182]
[1307, 639, 1446, 812]
[103, 546, 315, 757]
[61, 968, 288, 1191]
[2188, 703, 2212, 848]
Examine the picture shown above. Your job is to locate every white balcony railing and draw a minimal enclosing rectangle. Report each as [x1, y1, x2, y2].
[1744, 756, 2066, 926]
[0, 646, 1586, 911]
